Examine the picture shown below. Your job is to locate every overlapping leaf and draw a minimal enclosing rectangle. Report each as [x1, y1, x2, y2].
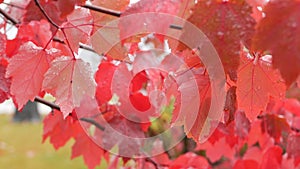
[61, 8, 93, 53]
[43, 110, 79, 149]
[186, 0, 256, 80]
[252, 0, 300, 86]
[6, 42, 60, 109]
[236, 54, 286, 120]
[43, 57, 96, 117]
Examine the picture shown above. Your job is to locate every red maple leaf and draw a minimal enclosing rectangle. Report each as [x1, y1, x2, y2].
[185, 0, 256, 80]
[252, 0, 300, 86]
[71, 131, 106, 169]
[43, 57, 96, 117]
[43, 110, 79, 149]
[6, 42, 60, 109]
[236, 53, 286, 121]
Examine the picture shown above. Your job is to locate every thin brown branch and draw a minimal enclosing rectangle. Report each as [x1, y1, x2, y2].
[145, 157, 159, 169]
[79, 43, 97, 53]
[144, 157, 170, 169]
[53, 37, 96, 53]
[170, 24, 183, 30]
[81, 4, 121, 17]
[0, 8, 19, 25]
[35, 96, 60, 111]
[34, 0, 59, 28]
[80, 117, 105, 131]
[34, 96, 105, 131]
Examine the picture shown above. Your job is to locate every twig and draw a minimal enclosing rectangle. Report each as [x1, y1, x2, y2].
[0, 8, 19, 25]
[145, 157, 159, 169]
[79, 43, 97, 53]
[34, 96, 60, 111]
[34, 0, 59, 28]
[34, 96, 105, 131]
[170, 24, 183, 30]
[53, 36, 96, 54]
[80, 117, 105, 131]
[81, 4, 121, 17]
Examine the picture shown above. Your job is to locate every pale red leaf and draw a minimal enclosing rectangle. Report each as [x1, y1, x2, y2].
[43, 57, 96, 118]
[237, 54, 286, 120]
[234, 110, 251, 139]
[252, 0, 300, 86]
[287, 133, 300, 159]
[6, 42, 59, 109]
[102, 117, 145, 157]
[61, 8, 93, 53]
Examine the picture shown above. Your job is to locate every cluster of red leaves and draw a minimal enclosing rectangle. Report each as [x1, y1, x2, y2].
[0, 0, 300, 168]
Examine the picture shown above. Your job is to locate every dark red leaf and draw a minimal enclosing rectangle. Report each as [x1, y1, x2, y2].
[252, 0, 300, 86]
[186, 0, 256, 78]
[234, 110, 251, 139]
[262, 114, 290, 143]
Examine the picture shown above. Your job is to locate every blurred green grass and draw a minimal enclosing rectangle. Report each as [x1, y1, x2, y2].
[0, 114, 95, 169]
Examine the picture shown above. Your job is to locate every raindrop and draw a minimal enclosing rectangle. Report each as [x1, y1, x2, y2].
[217, 31, 224, 39]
